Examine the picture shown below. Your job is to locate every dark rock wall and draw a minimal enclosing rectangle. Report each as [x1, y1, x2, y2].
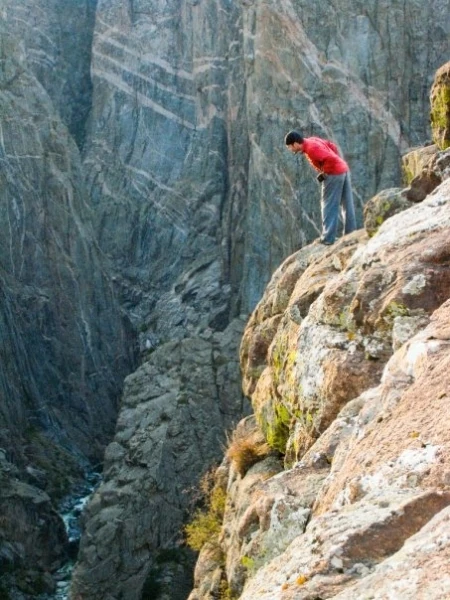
[1, 0, 98, 148]
[0, 22, 134, 466]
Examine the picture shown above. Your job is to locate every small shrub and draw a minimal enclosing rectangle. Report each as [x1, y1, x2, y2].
[185, 471, 226, 552]
[240, 555, 255, 572]
[185, 510, 221, 552]
[226, 428, 271, 477]
[219, 578, 239, 600]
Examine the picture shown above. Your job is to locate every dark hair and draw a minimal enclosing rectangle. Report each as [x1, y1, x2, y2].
[284, 130, 304, 146]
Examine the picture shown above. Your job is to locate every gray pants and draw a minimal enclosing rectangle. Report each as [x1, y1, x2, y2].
[321, 172, 356, 244]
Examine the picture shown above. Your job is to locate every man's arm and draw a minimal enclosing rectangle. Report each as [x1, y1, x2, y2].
[324, 140, 340, 155]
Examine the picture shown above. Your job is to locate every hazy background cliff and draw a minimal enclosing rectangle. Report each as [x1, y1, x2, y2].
[0, 0, 449, 598]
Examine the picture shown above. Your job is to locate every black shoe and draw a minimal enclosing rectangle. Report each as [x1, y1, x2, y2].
[319, 238, 333, 245]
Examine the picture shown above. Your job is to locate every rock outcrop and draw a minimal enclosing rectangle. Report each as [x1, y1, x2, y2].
[430, 61, 450, 150]
[188, 62, 450, 599]
[242, 177, 450, 466]
[70, 321, 250, 600]
[0, 453, 68, 597]
[189, 173, 450, 600]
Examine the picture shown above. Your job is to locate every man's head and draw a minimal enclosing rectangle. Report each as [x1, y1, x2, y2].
[284, 130, 304, 154]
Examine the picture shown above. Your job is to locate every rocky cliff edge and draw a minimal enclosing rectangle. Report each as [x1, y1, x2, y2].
[188, 63, 450, 600]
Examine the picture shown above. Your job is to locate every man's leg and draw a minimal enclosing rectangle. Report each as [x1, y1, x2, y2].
[321, 173, 345, 244]
[342, 172, 357, 234]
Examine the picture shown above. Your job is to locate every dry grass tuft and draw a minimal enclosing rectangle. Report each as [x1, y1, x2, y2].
[226, 427, 271, 477]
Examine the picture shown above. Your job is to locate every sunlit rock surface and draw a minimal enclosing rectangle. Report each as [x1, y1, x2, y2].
[196, 179, 450, 600]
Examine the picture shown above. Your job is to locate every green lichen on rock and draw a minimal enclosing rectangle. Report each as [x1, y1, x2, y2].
[259, 402, 291, 454]
[385, 301, 410, 321]
[402, 162, 416, 186]
[363, 188, 410, 237]
[430, 62, 450, 150]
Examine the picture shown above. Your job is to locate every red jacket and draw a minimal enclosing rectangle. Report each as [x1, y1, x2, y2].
[301, 137, 349, 175]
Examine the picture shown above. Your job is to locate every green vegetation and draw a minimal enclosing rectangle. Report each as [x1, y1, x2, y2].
[240, 555, 256, 572]
[338, 306, 357, 336]
[185, 472, 226, 552]
[431, 84, 450, 149]
[218, 579, 239, 600]
[402, 163, 416, 186]
[386, 301, 409, 318]
[383, 301, 410, 328]
[263, 402, 291, 453]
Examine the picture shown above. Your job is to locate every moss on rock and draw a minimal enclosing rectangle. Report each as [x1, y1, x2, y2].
[430, 62, 450, 150]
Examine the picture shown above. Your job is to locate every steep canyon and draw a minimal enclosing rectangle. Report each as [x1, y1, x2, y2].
[0, 0, 449, 599]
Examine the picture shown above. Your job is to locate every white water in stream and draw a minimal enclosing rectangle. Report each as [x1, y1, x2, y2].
[41, 473, 101, 600]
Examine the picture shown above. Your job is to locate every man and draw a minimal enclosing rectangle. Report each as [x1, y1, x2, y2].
[284, 130, 356, 245]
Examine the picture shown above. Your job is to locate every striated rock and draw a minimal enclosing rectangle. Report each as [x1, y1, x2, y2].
[430, 61, 450, 150]
[0, 0, 97, 148]
[0, 30, 135, 467]
[80, 0, 450, 320]
[1, 1, 449, 598]
[0, 21, 135, 597]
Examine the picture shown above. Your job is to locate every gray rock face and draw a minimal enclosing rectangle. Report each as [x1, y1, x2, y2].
[79, 0, 450, 319]
[71, 320, 250, 600]
[0, 0, 97, 147]
[0, 30, 134, 464]
[0, 455, 68, 597]
[0, 21, 135, 595]
[0, 17, 135, 594]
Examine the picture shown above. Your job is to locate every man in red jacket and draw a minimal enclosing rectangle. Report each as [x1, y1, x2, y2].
[284, 130, 356, 245]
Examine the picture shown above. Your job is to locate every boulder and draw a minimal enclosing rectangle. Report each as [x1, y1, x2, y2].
[402, 145, 450, 202]
[363, 187, 412, 236]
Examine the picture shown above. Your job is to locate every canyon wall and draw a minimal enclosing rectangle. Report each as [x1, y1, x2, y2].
[0, 0, 449, 597]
